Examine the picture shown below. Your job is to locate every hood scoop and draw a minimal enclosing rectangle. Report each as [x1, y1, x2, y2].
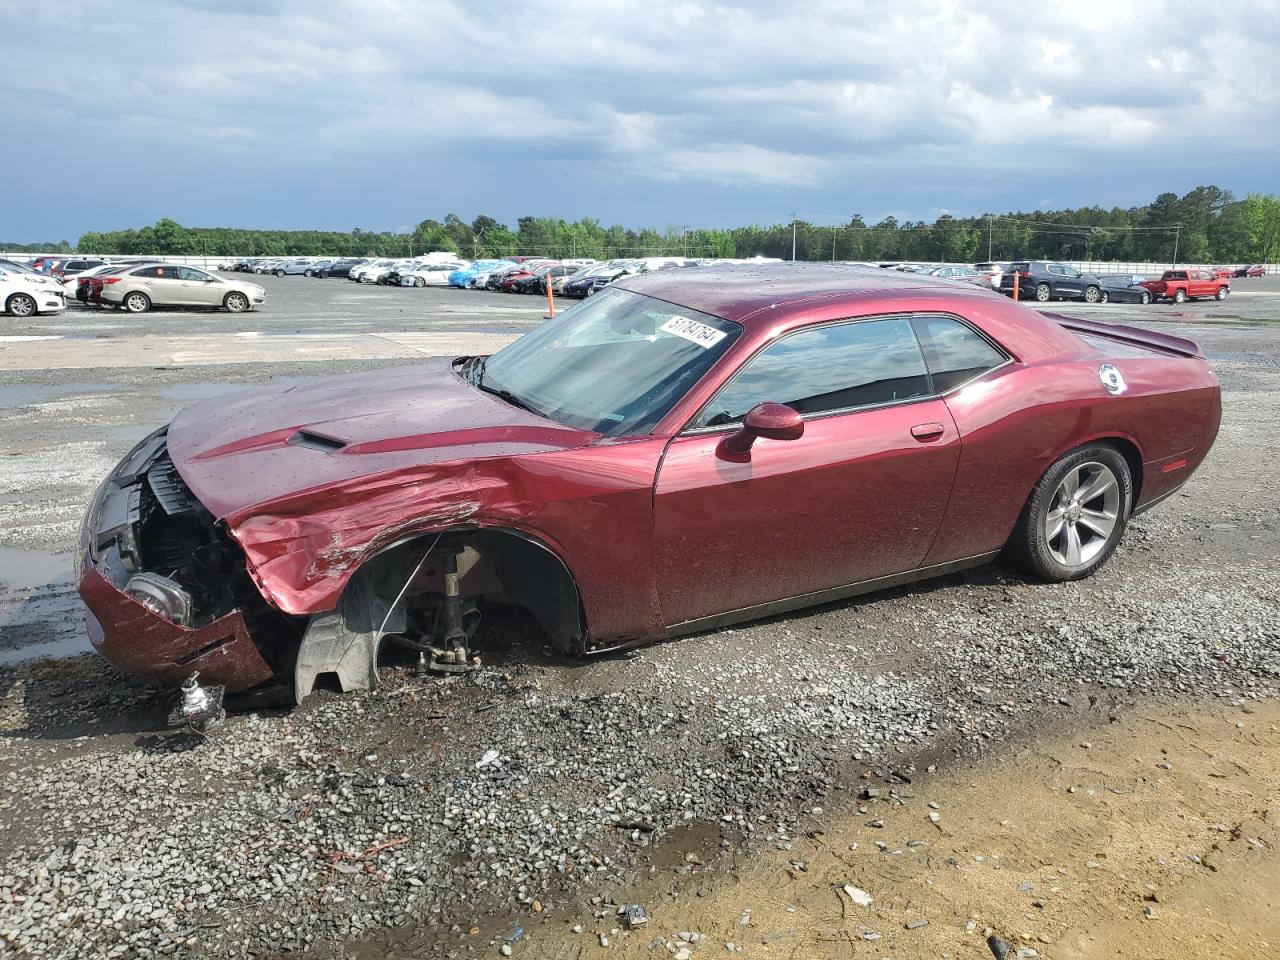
[287, 430, 347, 453]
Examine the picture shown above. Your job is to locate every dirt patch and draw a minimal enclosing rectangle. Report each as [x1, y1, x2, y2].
[497, 698, 1280, 960]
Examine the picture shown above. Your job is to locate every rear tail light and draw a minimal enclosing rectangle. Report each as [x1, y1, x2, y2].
[1020, 270, 1032, 279]
[103, 277, 122, 284]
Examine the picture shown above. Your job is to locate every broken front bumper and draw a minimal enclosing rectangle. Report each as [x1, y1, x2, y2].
[76, 430, 274, 692]
[80, 567, 272, 691]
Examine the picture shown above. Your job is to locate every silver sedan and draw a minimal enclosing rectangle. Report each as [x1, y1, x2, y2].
[100, 264, 266, 313]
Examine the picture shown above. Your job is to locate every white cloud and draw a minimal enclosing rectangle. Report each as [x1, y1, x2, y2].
[1, 0, 1278, 233]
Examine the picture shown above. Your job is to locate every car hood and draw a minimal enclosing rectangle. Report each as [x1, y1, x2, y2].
[166, 358, 599, 521]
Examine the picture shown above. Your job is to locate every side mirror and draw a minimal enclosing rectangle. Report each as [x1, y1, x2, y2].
[720, 402, 804, 455]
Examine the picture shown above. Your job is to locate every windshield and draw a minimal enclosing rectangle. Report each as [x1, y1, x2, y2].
[477, 288, 741, 437]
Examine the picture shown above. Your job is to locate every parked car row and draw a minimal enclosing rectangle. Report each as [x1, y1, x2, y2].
[64, 260, 265, 313]
[880, 259, 1269, 305]
[0, 259, 69, 316]
[237, 253, 713, 297]
[8, 253, 1269, 318]
[993, 261, 1235, 305]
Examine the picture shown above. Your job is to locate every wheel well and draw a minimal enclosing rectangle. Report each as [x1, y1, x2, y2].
[348, 528, 585, 656]
[1094, 438, 1144, 509]
[1015, 437, 1145, 532]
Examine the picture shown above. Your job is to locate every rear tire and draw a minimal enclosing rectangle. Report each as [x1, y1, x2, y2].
[1140, 291, 1151, 305]
[123, 292, 151, 314]
[304, 269, 313, 277]
[1009, 445, 1132, 582]
[1035, 282, 1052, 302]
[1174, 289, 1187, 304]
[5, 293, 37, 317]
[274, 269, 285, 277]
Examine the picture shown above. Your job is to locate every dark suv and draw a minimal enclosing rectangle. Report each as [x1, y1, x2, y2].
[998, 261, 1104, 303]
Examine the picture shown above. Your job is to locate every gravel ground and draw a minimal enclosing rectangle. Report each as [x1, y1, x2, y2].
[0, 275, 1278, 958]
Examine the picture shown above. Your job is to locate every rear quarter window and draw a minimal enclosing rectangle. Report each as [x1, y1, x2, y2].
[910, 315, 1008, 393]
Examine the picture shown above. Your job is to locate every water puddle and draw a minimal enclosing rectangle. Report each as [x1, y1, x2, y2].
[0, 633, 91, 666]
[156, 382, 244, 402]
[0, 547, 73, 591]
[0, 548, 90, 665]
[0, 382, 116, 410]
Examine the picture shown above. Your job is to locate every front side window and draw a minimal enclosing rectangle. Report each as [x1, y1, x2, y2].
[910, 315, 1008, 393]
[478, 287, 741, 437]
[692, 317, 931, 429]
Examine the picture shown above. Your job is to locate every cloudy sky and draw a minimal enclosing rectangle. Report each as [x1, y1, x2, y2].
[3, 0, 1277, 240]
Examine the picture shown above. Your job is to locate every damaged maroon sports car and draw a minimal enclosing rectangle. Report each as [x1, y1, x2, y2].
[77, 264, 1220, 703]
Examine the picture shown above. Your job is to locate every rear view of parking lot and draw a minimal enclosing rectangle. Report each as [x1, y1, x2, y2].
[1, 274, 1278, 959]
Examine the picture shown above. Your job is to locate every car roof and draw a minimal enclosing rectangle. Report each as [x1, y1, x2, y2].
[613, 262, 997, 326]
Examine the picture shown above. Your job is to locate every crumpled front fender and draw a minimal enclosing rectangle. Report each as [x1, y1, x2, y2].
[226, 464, 519, 616]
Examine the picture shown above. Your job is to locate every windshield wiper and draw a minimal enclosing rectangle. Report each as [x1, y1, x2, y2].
[476, 380, 544, 416]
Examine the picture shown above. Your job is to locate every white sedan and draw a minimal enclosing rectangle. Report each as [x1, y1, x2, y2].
[350, 259, 399, 283]
[1, 267, 67, 317]
[399, 262, 467, 287]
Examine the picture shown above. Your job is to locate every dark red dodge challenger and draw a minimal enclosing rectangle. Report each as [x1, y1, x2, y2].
[77, 264, 1220, 702]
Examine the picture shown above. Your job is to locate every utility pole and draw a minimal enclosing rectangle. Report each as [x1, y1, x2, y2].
[1172, 224, 1180, 269]
[680, 225, 690, 258]
[987, 215, 993, 261]
[831, 226, 837, 262]
[791, 213, 798, 261]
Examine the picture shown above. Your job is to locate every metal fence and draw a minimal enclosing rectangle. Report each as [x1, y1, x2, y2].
[4, 252, 1277, 276]
[1058, 261, 1276, 276]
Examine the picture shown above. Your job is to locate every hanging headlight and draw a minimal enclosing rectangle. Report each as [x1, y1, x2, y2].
[124, 573, 193, 626]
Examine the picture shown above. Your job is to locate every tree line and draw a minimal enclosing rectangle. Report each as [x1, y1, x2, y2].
[16, 185, 1280, 264]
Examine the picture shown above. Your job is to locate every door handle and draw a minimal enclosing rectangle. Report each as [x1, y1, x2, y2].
[910, 422, 945, 442]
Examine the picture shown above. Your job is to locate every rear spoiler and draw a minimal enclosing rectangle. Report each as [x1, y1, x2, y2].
[1046, 312, 1204, 359]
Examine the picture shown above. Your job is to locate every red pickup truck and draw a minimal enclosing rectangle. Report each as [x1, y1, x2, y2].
[1141, 269, 1230, 303]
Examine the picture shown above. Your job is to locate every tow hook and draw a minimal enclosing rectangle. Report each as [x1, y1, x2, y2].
[167, 671, 226, 734]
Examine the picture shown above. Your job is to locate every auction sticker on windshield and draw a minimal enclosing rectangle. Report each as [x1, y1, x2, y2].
[660, 315, 728, 348]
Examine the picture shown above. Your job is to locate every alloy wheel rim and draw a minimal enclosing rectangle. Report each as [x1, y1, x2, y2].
[127, 294, 147, 311]
[1045, 461, 1121, 568]
[11, 296, 34, 316]
[1037, 285, 1050, 301]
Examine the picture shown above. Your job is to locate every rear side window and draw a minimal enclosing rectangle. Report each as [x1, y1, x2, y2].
[694, 317, 931, 427]
[911, 315, 1008, 393]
